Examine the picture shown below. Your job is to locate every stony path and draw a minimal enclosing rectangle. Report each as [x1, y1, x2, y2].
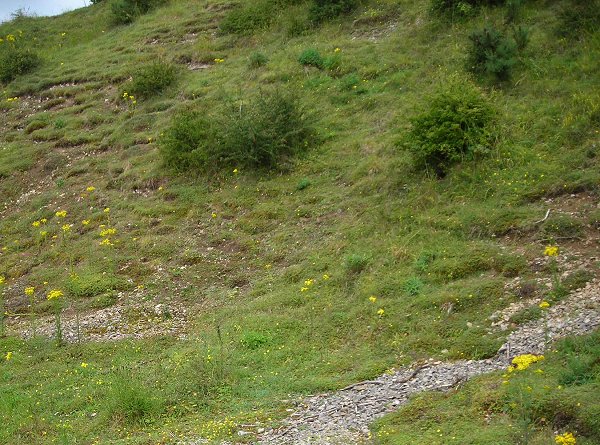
[187, 279, 600, 445]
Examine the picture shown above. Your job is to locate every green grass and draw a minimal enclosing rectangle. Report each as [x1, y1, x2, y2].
[0, 0, 599, 443]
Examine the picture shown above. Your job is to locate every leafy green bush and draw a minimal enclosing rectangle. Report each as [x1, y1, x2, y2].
[160, 90, 314, 172]
[405, 79, 495, 176]
[125, 61, 177, 98]
[467, 25, 518, 81]
[309, 0, 358, 24]
[0, 43, 40, 83]
[298, 48, 325, 69]
[109, 0, 165, 25]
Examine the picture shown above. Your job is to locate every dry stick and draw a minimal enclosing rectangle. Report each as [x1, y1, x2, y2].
[533, 209, 551, 224]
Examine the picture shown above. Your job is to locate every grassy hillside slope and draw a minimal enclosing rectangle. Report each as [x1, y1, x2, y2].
[0, 0, 598, 443]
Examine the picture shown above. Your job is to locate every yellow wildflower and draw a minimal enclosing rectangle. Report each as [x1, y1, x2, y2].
[103, 207, 110, 214]
[99, 238, 114, 246]
[233, 168, 239, 174]
[80, 362, 88, 368]
[24, 287, 35, 296]
[211, 212, 217, 218]
[4, 352, 12, 361]
[334, 47, 341, 52]
[377, 308, 385, 316]
[0, 276, 5, 285]
[47, 289, 64, 300]
[539, 301, 550, 309]
[100, 228, 117, 237]
[86, 186, 96, 192]
[62, 224, 71, 233]
[32, 220, 41, 227]
[55, 210, 67, 218]
[555, 432, 576, 445]
[300, 287, 309, 292]
[40, 231, 48, 237]
[544, 245, 559, 257]
[508, 354, 544, 372]
[369, 296, 377, 303]
[322, 274, 330, 280]
[82, 220, 90, 226]
[304, 279, 314, 287]
[40, 218, 47, 224]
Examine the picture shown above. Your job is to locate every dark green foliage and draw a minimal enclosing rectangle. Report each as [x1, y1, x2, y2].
[309, 0, 359, 24]
[0, 46, 40, 83]
[467, 26, 518, 81]
[109, 0, 165, 25]
[248, 52, 268, 69]
[402, 276, 424, 296]
[430, 0, 505, 17]
[405, 80, 495, 176]
[126, 62, 177, 98]
[556, 0, 600, 38]
[298, 48, 324, 69]
[511, 25, 530, 51]
[160, 90, 314, 172]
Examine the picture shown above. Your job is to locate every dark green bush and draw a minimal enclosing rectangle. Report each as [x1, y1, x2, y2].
[298, 48, 325, 69]
[125, 61, 177, 98]
[556, 0, 600, 38]
[405, 79, 495, 176]
[309, 0, 358, 24]
[160, 90, 314, 172]
[467, 26, 518, 81]
[430, 0, 505, 17]
[109, 0, 165, 25]
[0, 45, 41, 83]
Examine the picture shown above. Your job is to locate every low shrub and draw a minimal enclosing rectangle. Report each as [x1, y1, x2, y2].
[248, 52, 269, 69]
[430, 0, 505, 17]
[344, 253, 370, 274]
[405, 78, 495, 176]
[0, 44, 41, 83]
[109, 0, 165, 25]
[125, 61, 177, 98]
[107, 377, 162, 423]
[160, 90, 314, 172]
[467, 25, 518, 81]
[219, 0, 297, 34]
[309, 0, 359, 24]
[556, 0, 600, 38]
[299, 48, 325, 69]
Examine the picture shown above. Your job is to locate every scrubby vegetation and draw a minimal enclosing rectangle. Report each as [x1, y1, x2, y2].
[0, 0, 598, 443]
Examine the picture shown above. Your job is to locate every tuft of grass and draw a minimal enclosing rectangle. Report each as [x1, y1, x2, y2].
[124, 61, 177, 99]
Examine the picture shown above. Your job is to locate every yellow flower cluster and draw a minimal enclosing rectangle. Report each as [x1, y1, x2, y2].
[555, 432, 576, 445]
[214, 58, 225, 63]
[539, 301, 550, 309]
[55, 210, 67, 218]
[122, 92, 136, 105]
[47, 289, 64, 300]
[508, 354, 544, 372]
[544, 245, 559, 257]
[100, 228, 117, 237]
[4, 351, 12, 361]
[0, 275, 5, 285]
[24, 287, 35, 296]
